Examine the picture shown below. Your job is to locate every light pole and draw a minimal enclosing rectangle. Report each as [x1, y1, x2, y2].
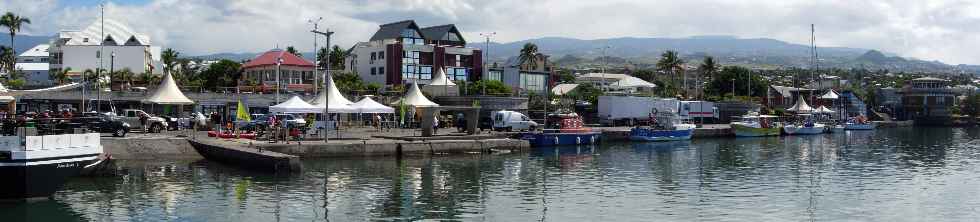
[598, 45, 611, 92]
[312, 28, 334, 142]
[109, 51, 115, 112]
[479, 32, 495, 95]
[275, 56, 282, 104]
[308, 17, 322, 93]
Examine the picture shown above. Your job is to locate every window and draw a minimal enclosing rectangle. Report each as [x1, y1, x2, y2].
[379, 67, 384, 75]
[455, 55, 462, 67]
[419, 66, 432, 80]
[371, 52, 376, 60]
[520, 73, 546, 92]
[400, 29, 424, 45]
[402, 51, 420, 64]
[402, 64, 416, 80]
[487, 70, 502, 81]
[291, 71, 302, 84]
[448, 67, 467, 81]
[371, 67, 376, 75]
[378, 52, 384, 59]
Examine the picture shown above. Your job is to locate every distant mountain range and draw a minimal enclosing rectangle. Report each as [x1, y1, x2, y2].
[5, 33, 976, 74]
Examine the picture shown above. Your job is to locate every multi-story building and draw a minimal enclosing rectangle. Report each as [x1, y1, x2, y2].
[241, 49, 317, 93]
[14, 44, 52, 86]
[49, 19, 162, 81]
[900, 77, 955, 121]
[344, 20, 482, 86]
[486, 54, 556, 95]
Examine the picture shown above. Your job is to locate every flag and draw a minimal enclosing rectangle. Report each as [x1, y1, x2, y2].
[236, 100, 251, 122]
[398, 99, 406, 125]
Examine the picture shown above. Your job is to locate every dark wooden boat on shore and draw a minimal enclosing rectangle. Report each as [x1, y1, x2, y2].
[187, 139, 301, 172]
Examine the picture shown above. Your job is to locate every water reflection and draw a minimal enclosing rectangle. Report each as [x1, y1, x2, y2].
[5, 127, 980, 221]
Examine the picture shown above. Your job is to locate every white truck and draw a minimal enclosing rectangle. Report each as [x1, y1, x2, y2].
[119, 109, 169, 133]
[679, 101, 719, 120]
[597, 96, 679, 126]
[491, 110, 538, 132]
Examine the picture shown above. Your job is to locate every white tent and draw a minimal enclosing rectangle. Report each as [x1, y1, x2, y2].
[270, 96, 322, 113]
[393, 83, 439, 107]
[551, 84, 579, 96]
[815, 105, 835, 114]
[310, 73, 356, 113]
[609, 75, 657, 89]
[351, 96, 395, 113]
[786, 96, 814, 113]
[427, 68, 455, 86]
[819, 90, 839, 100]
[421, 68, 459, 97]
[142, 72, 194, 105]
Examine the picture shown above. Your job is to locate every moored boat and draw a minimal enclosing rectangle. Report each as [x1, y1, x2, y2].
[783, 115, 826, 135]
[0, 132, 104, 200]
[844, 116, 875, 130]
[520, 113, 601, 147]
[731, 112, 781, 137]
[629, 112, 695, 141]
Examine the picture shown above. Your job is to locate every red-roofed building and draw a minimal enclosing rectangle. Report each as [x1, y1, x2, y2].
[242, 49, 316, 92]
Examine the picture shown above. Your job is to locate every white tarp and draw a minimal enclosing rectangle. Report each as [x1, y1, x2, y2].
[392, 83, 439, 107]
[310, 72, 356, 113]
[609, 75, 657, 89]
[787, 96, 814, 113]
[351, 96, 395, 113]
[270, 96, 321, 113]
[552, 84, 579, 95]
[142, 72, 194, 105]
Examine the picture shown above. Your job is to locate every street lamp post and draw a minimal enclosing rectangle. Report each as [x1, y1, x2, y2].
[312, 29, 334, 142]
[480, 32, 496, 95]
[308, 17, 322, 93]
[275, 56, 282, 104]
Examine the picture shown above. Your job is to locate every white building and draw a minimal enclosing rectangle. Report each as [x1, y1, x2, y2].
[14, 44, 52, 86]
[575, 73, 656, 94]
[49, 19, 162, 81]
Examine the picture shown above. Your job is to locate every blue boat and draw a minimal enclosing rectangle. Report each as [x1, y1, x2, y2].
[629, 111, 695, 141]
[520, 113, 601, 147]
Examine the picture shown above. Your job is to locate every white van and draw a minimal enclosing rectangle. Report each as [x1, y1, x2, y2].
[492, 110, 538, 132]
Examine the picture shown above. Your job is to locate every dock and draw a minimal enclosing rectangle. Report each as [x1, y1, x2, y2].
[187, 138, 302, 172]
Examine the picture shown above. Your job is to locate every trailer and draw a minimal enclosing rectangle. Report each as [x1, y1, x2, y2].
[597, 96, 679, 126]
[679, 101, 719, 121]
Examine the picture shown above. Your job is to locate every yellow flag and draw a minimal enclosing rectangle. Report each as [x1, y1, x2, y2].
[236, 100, 251, 121]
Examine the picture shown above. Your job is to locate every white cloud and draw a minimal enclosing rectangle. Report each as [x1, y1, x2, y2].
[2, 0, 979, 64]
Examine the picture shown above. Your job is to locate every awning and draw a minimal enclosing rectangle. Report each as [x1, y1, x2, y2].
[350, 96, 395, 113]
[270, 96, 321, 113]
[392, 82, 438, 107]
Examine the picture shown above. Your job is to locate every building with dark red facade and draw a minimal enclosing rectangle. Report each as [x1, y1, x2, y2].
[344, 20, 482, 86]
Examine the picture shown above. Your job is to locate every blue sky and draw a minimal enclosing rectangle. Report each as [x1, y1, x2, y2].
[4, 0, 980, 65]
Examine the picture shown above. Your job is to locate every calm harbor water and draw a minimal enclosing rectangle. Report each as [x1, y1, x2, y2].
[5, 127, 980, 221]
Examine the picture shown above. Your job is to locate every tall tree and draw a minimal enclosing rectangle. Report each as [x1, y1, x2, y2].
[0, 46, 12, 74]
[0, 12, 31, 53]
[656, 50, 686, 96]
[285, 46, 301, 57]
[697, 56, 719, 98]
[329, 45, 346, 70]
[161, 48, 179, 74]
[50, 67, 72, 85]
[518, 43, 539, 70]
[316, 46, 328, 68]
[198, 59, 241, 90]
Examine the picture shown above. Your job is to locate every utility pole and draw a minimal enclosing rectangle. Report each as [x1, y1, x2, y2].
[479, 32, 496, 95]
[313, 28, 334, 142]
[598, 45, 611, 91]
[275, 55, 282, 104]
[97, 2, 105, 113]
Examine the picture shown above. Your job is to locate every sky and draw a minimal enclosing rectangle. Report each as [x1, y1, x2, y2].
[2, 0, 979, 65]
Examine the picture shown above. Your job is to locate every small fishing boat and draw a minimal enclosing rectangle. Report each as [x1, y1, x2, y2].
[629, 112, 695, 141]
[844, 116, 875, 130]
[783, 115, 826, 135]
[520, 113, 601, 147]
[731, 112, 782, 137]
[1, 132, 106, 200]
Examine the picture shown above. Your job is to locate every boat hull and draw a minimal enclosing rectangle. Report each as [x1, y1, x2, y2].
[783, 125, 826, 135]
[520, 132, 602, 147]
[629, 128, 693, 141]
[188, 139, 301, 172]
[844, 123, 875, 130]
[0, 155, 99, 200]
[732, 124, 781, 137]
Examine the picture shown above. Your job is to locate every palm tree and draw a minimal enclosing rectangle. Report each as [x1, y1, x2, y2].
[161, 48, 179, 74]
[50, 67, 72, 85]
[0, 12, 30, 53]
[330, 45, 346, 70]
[0, 46, 12, 74]
[697, 56, 719, 100]
[518, 43, 539, 70]
[656, 50, 685, 96]
[316, 46, 328, 68]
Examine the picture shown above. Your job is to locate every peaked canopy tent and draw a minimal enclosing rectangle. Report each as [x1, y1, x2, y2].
[310, 73, 355, 113]
[421, 68, 459, 97]
[270, 96, 322, 113]
[143, 72, 194, 105]
[391, 82, 439, 107]
[351, 96, 395, 113]
[786, 96, 814, 114]
[815, 105, 835, 114]
[819, 90, 840, 100]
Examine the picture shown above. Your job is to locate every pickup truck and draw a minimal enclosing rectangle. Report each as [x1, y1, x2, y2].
[119, 109, 168, 133]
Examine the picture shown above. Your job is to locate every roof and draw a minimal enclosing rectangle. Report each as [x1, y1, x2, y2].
[242, 49, 314, 69]
[912, 77, 948, 81]
[552, 84, 580, 95]
[577, 73, 631, 80]
[60, 19, 150, 46]
[420, 24, 465, 44]
[610, 76, 656, 89]
[350, 96, 394, 113]
[369, 20, 421, 41]
[142, 72, 194, 105]
[770, 85, 813, 98]
[15, 63, 49, 71]
[818, 90, 839, 99]
[18, 44, 49, 57]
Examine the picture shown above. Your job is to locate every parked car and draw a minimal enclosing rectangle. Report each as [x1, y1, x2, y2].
[491, 110, 538, 132]
[242, 114, 307, 130]
[119, 109, 168, 133]
[59, 112, 131, 137]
